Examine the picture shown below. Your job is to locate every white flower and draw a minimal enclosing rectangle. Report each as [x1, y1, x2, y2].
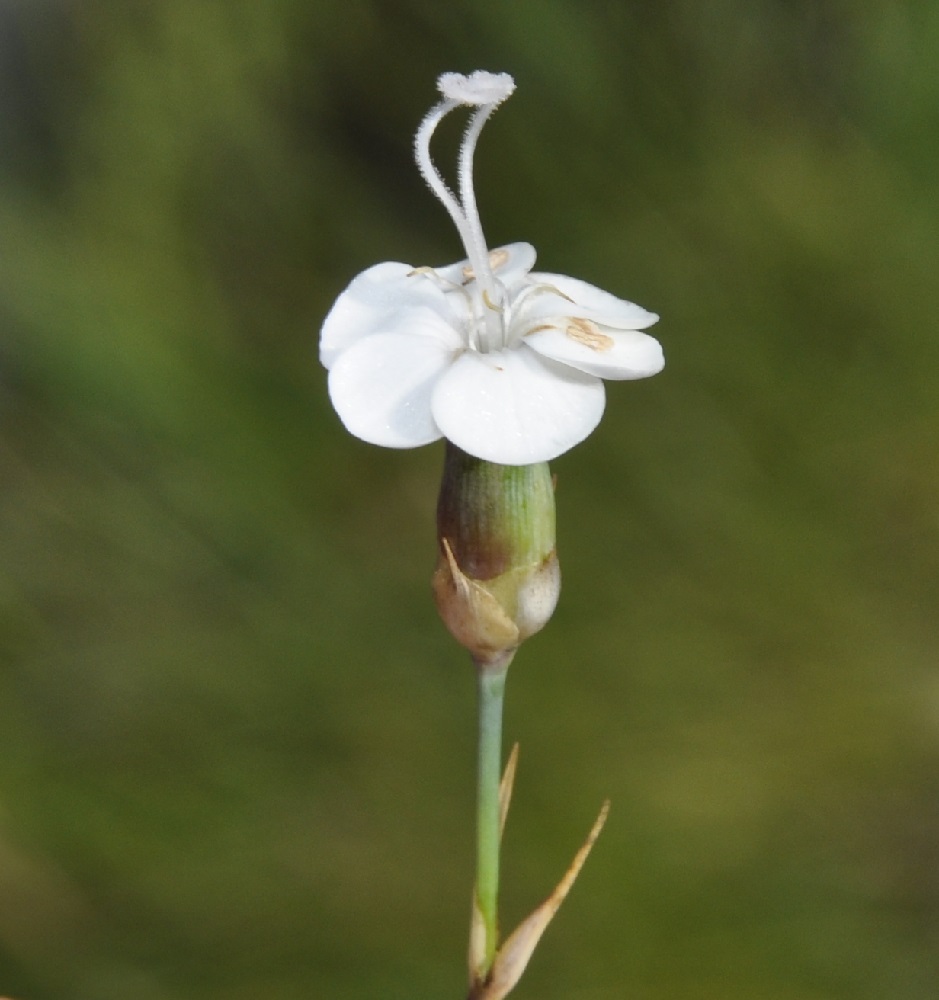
[320, 71, 664, 465]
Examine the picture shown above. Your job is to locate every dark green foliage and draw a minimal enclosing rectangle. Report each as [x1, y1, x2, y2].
[1, 2, 937, 997]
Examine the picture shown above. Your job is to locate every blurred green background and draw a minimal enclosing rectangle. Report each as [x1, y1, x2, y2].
[2, 2, 938, 998]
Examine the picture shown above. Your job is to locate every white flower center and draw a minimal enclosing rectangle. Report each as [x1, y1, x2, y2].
[414, 71, 517, 354]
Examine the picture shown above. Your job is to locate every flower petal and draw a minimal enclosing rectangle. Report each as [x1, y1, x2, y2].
[327, 317, 462, 448]
[320, 261, 457, 368]
[435, 242, 536, 288]
[526, 272, 659, 330]
[525, 325, 664, 379]
[431, 346, 605, 464]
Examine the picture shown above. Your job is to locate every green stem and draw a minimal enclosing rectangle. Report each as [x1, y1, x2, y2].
[475, 660, 509, 975]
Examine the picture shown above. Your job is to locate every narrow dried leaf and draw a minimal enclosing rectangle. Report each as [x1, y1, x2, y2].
[499, 743, 520, 839]
[479, 800, 610, 1000]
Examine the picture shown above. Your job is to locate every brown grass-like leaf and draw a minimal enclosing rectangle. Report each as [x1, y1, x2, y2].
[476, 800, 610, 1000]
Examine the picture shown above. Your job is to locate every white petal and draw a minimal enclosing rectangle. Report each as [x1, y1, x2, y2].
[327, 319, 462, 448]
[434, 242, 536, 288]
[491, 242, 537, 285]
[431, 346, 605, 464]
[525, 325, 664, 380]
[319, 261, 457, 368]
[526, 271, 659, 330]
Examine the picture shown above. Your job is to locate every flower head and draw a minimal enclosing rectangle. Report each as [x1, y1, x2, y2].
[320, 71, 664, 465]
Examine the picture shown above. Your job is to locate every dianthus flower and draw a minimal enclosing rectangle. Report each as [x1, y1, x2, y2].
[320, 69, 664, 465]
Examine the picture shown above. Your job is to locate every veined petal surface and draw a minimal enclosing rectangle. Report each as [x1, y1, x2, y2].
[431, 346, 605, 464]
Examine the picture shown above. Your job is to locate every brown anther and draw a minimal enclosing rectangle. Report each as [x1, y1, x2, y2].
[462, 249, 510, 283]
[565, 317, 614, 352]
[488, 248, 509, 271]
[482, 289, 503, 312]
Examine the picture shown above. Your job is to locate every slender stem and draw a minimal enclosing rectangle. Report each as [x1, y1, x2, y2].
[475, 660, 509, 975]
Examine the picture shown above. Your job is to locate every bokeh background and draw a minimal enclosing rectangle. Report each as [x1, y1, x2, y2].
[2, 2, 938, 998]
